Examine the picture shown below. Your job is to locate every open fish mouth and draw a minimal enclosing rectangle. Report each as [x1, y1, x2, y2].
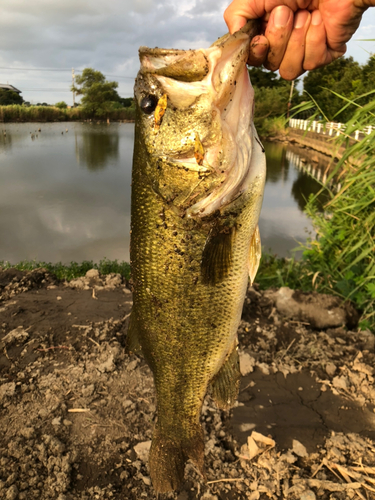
[136, 21, 262, 218]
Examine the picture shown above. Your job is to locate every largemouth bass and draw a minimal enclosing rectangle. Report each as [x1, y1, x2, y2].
[129, 20, 266, 493]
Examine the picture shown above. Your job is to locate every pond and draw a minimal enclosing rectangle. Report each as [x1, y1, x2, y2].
[0, 122, 325, 265]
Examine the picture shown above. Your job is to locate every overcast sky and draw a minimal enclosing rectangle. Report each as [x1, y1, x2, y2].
[0, 0, 374, 105]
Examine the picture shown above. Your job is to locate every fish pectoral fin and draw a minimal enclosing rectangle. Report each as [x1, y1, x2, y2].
[201, 226, 235, 285]
[248, 225, 262, 285]
[210, 344, 241, 410]
[125, 312, 143, 355]
[149, 424, 205, 494]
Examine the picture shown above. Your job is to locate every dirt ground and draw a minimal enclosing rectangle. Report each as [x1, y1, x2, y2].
[1, 268, 375, 500]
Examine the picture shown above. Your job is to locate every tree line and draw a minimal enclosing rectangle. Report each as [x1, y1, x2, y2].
[250, 53, 375, 131]
[0, 68, 135, 117]
[1, 55, 373, 124]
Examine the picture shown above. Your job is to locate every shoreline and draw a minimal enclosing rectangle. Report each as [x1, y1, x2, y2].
[0, 104, 136, 123]
[0, 118, 136, 124]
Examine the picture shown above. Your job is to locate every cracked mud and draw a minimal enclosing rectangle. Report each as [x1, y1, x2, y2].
[1, 268, 375, 500]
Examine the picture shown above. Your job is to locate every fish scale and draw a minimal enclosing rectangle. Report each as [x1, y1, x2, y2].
[128, 19, 266, 493]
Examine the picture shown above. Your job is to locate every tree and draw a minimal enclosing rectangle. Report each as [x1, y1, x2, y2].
[119, 97, 134, 108]
[0, 89, 24, 105]
[303, 56, 362, 121]
[357, 55, 375, 103]
[55, 101, 67, 109]
[248, 67, 300, 132]
[249, 67, 290, 89]
[72, 68, 122, 117]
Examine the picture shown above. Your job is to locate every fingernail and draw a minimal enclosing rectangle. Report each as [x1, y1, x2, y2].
[294, 10, 309, 29]
[274, 6, 290, 28]
[311, 10, 322, 26]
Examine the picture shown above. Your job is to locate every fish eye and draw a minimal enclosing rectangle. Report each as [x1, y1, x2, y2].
[140, 95, 158, 114]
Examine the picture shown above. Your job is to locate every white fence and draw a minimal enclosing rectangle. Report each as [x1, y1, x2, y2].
[289, 119, 374, 141]
[286, 149, 342, 192]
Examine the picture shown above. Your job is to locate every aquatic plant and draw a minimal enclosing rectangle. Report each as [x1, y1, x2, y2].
[0, 104, 135, 123]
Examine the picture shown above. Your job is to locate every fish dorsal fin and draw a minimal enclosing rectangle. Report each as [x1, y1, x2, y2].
[248, 225, 261, 285]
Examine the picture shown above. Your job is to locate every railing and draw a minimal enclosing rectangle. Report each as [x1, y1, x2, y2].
[289, 119, 374, 141]
[286, 149, 342, 192]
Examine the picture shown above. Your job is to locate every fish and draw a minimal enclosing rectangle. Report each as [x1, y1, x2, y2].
[128, 20, 266, 494]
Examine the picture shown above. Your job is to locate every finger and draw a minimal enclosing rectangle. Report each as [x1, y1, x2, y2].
[247, 34, 269, 66]
[224, 0, 263, 34]
[279, 10, 311, 80]
[263, 5, 294, 72]
[303, 10, 346, 70]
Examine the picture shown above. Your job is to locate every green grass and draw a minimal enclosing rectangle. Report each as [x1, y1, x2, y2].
[256, 115, 287, 138]
[0, 258, 131, 282]
[0, 105, 136, 123]
[289, 92, 375, 331]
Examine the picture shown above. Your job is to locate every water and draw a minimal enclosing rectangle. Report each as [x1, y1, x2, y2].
[0, 123, 324, 264]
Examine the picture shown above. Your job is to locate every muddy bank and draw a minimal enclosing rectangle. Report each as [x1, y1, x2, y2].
[1, 268, 374, 500]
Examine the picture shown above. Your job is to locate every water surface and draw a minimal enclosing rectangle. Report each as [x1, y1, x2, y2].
[0, 123, 323, 264]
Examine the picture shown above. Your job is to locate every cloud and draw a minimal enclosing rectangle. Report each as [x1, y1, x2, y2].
[0, 0, 373, 104]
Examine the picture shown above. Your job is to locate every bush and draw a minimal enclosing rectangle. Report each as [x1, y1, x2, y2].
[55, 101, 68, 109]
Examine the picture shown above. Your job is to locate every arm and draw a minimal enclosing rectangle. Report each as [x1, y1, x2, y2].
[224, 0, 374, 79]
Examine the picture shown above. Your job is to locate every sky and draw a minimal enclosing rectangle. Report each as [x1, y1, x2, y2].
[0, 0, 374, 106]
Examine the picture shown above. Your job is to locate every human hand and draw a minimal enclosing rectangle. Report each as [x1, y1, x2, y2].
[224, 0, 373, 79]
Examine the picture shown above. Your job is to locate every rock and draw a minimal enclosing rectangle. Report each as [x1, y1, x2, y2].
[332, 376, 348, 390]
[1, 327, 29, 347]
[97, 354, 115, 373]
[292, 440, 308, 458]
[68, 278, 87, 290]
[273, 287, 351, 329]
[201, 493, 219, 500]
[300, 491, 316, 500]
[325, 363, 337, 377]
[133, 441, 152, 462]
[6, 485, 18, 500]
[127, 360, 138, 371]
[239, 352, 255, 376]
[358, 329, 375, 351]
[140, 475, 151, 486]
[0, 382, 16, 400]
[85, 269, 99, 279]
[20, 427, 34, 439]
[257, 363, 270, 375]
[105, 274, 122, 288]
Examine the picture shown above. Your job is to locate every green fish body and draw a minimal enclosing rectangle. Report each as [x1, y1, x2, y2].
[129, 20, 266, 493]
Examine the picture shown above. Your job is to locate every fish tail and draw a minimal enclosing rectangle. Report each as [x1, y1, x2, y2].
[149, 424, 205, 493]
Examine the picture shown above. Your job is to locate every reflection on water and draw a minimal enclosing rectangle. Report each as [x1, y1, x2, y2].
[0, 124, 330, 263]
[75, 126, 120, 171]
[0, 122, 133, 264]
[259, 142, 326, 257]
[265, 141, 290, 184]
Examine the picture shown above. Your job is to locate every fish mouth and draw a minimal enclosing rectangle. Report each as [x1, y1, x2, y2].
[138, 21, 263, 217]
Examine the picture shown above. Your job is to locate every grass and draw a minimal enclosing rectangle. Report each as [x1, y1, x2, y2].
[288, 92, 375, 331]
[0, 258, 131, 282]
[256, 115, 287, 138]
[0, 105, 136, 123]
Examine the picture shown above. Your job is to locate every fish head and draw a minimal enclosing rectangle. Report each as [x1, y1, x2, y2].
[133, 21, 265, 217]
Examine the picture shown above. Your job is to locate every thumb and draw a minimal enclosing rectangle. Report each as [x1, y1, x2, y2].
[224, 1, 262, 34]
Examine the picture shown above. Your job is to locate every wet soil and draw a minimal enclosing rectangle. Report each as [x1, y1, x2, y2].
[1, 268, 374, 500]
